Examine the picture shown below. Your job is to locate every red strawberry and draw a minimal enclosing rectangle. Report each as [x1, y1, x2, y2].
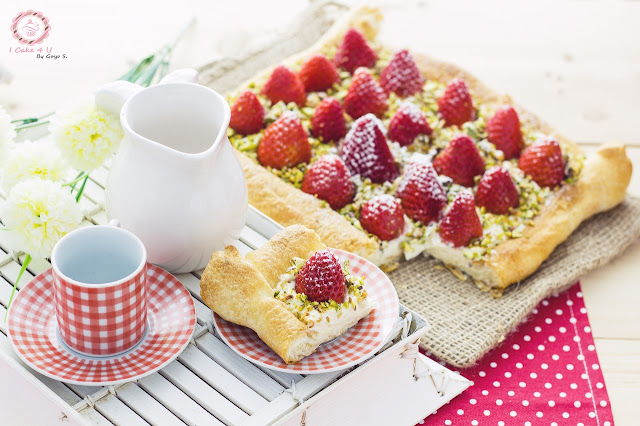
[439, 191, 483, 247]
[261, 65, 306, 107]
[340, 114, 399, 184]
[295, 249, 346, 303]
[387, 103, 432, 147]
[518, 138, 565, 188]
[487, 105, 525, 160]
[298, 54, 340, 93]
[257, 112, 311, 169]
[433, 134, 485, 187]
[343, 68, 388, 119]
[379, 50, 424, 97]
[360, 194, 405, 241]
[229, 91, 264, 135]
[475, 166, 519, 214]
[396, 156, 447, 224]
[301, 155, 354, 210]
[310, 97, 347, 143]
[333, 28, 378, 73]
[437, 78, 475, 127]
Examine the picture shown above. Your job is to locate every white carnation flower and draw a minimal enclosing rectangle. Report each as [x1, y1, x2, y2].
[0, 105, 16, 164]
[50, 100, 123, 172]
[1, 140, 70, 191]
[2, 178, 83, 259]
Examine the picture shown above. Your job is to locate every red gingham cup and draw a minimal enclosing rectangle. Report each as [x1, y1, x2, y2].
[51, 220, 148, 357]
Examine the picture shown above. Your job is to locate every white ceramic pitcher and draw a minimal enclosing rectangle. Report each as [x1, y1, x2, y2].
[97, 70, 248, 273]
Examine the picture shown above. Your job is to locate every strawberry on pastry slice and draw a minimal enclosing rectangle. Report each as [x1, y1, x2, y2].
[343, 68, 388, 120]
[257, 112, 311, 169]
[396, 155, 447, 225]
[360, 194, 405, 241]
[437, 78, 475, 127]
[333, 28, 378, 73]
[387, 102, 432, 147]
[475, 166, 519, 214]
[518, 138, 565, 188]
[295, 249, 346, 303]
[439, 191, 483, 248]
[487, 105, 525, 160]
[433, 134, 485, 187]
[261, 65, 306, 107]
[310, 97, 347, 143]
[339, 114, 399, 184]
[229, 91, 264, 135]
[301, 154, 354, 210]
[379, 49, 424, 97]
[298, 54, 340, 93]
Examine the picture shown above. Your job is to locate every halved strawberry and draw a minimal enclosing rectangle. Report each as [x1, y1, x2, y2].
[310, 97, 347, 143]
[257, 112, 311, 169]
[295, 249, 346, 303]
[475, 166, 519, 214]
[487, 105, 525, 160]
[396, 155, 447, 224]
[333, 28, 378, 73]
[379, 50, 424, 97]
[229, 91, 264, 135]
[518, 138, 565, 188]
[433, 134, 485, 187]
[298, 54, 340, 93]
[301, 154, 354, 210]
[261, 65, 306, 107]
[437, 78, 475, 127]
[387, 103, 432, 147]
[360, 194, 405, 241]
[343, 68, 388, 120]
[439, 191, 483, 247]
[339, 114, 398, 184]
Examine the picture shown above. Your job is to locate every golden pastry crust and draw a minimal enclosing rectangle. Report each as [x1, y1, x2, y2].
[200, 245, 313, 363]
[246, 224, 326, 288]
[200, 226, 375, 363]
[229, 6, 632, 293]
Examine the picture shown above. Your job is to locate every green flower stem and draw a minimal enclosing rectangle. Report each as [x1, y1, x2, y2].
[4, 254, 31, 322]
[15, 119, 51, 131]
[75, 175, 90, 203]
[11, 111, 54, 125]
[63, 171, 89, 187]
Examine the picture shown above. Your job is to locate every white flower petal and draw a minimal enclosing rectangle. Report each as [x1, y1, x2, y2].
[50, 100, 123, 172]
[1, 140, 70, 191]
[2, 179, 82, 259]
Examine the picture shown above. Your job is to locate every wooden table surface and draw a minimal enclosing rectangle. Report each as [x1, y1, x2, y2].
[1, 0, 638, 423]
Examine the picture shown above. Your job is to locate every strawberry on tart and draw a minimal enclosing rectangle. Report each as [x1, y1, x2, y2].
[224, 6, 632, 295]
[200, 225, 374, 364]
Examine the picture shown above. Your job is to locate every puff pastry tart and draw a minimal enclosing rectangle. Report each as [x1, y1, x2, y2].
[200, 225, 375, 364]
[225, 6, 632, 295]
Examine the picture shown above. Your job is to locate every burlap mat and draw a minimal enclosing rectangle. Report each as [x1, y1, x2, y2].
[197, 2, 640, 368]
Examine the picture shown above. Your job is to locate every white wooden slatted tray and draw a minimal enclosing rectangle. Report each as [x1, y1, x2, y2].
[0, 132, 471, 425]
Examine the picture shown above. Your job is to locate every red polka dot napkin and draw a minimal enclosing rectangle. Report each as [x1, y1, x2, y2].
[422, 283, 614, 425]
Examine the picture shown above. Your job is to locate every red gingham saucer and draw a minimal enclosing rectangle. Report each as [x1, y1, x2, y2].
[7, 264, 196, 385]
[214, 248, 399, 374]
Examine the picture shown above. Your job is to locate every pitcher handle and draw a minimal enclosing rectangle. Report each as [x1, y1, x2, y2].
[158, 68, 199, 85]
[95, 81, 143, 116]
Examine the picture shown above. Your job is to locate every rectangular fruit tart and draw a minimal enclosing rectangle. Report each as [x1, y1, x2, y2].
[224, 6, 632, 295]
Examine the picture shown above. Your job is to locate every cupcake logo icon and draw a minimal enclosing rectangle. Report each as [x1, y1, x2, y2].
[10, 10, 51, 45]
[22, 19, 39, 37]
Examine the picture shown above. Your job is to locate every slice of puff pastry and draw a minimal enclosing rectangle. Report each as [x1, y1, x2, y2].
[200, 225, 375, 364]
